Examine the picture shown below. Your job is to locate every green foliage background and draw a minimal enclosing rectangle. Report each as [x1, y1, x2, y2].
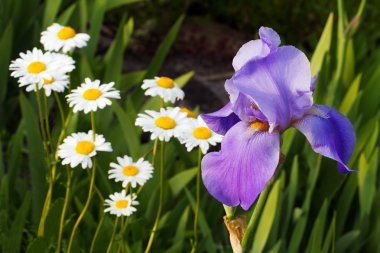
[0, 0, 379, 252]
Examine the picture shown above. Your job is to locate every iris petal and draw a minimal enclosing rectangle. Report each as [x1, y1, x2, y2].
[201, 121, 280, 210]
[227, 46, 313, 131]
[201, 102, 240, 135]
[232, 40, 270, 71]
[259, 26, 281, 47]
[293, 105, 356, 173]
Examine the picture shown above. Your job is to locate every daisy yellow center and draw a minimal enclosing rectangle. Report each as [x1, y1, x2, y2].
[75, 141, 95, 155]
[57, 26, 76, 40]
[180, 107, 196, 118]
[193, 127, 212, 140]
[43, 77, 55, 85]
[155, 116, 176, 130]
[27, 61, 46, 74]
[157, 77, 175, 89]
[122, 165, 139, 176]
[250, 122, 269, 131]
[115, 199, 129, 209]
[83, 88, 102, 100]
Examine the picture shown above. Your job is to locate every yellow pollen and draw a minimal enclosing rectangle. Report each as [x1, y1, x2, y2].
[57, 26, 76, 40]
[75, 141, 95, 155]
[155, 116, 176, 130]
[83, 88, 102, 100]
[180, 108, 196, 118]
[115, 199, 129, 209]
[122, 165, 139, 176]
[157, 77, 175, 88]
[43, 77, 55, 85]
[27, 61, 46, 74]
[250, 122, 269, 131]
[193, 127, 212, 139]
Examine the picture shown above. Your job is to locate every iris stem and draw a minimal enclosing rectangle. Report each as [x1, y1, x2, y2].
[240, 183, 271, 249]
[67, 112, 97, 253]
[106, 217, 119, 253]
[144, 140, 165, 253]
[191, 148, 202, 253]
[90, 212, 105, 253]
[56, 166, 72, 253]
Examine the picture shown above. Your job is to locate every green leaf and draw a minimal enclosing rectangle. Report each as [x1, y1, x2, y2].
[2, 191, 31, 253]
[26, 237, 49, 253]
[111, 101, 141, 158]
[104, 16, 133, 83]
[166, 206, 190, 253]
[19, 93, 48, 224]
[57, 3, 77, 25]
[86, 0, 106, 58]
[42, 0, 62, 28]
[305, 200, 328, 253]
[339, 73, 361, 115]
[168, 167, 197, 197]
[8, 122, 24, 193]
[310, 13, 334, 76]
[0, 22, 13, 105]
[336, 230, 361, 253]
[105, 0, 142, 11]
[184, 188, 217, 253]
[251, 177, 282, 253]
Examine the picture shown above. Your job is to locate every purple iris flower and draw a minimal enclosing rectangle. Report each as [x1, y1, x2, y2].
[201, 27, 356, 211]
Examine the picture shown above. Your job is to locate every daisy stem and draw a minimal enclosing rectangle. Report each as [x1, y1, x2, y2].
[137, 139, 159, 195]
[106, 216, 119, 253]
[56, 166, 72, 253]
[117, 217, 129, 253]
[43, 93, 53, 153]
[144, 140, 165, 253]
[191, 148, 203, 253]
[90, 212, 105, 253]
[240, 183, 271, 249]
[35, 84, 49, 158]
[37, 109, 73, 237]
[53, 91, 65, 127]
[67, 112, 97, 253]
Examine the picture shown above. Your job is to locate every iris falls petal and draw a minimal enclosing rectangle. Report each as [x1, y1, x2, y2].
[293, 105, 356, 173]
[201, 121, 280, 210]
[201, 102, 240, 135]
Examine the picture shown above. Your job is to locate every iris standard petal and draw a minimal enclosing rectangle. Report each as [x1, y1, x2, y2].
[201, 121, 280, 210]
[258, 26, 281, 48]
[228, 46, 313, 131]
[293, 104, 356, 173]
[232, 40, 270, 71]
[201, 102, 240, 135]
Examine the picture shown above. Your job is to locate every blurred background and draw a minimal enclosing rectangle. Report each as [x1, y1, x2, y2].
[0, 0, 380, 252]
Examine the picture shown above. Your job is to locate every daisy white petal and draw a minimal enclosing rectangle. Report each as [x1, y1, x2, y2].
[141, 76, 184, 103]
[135, 107, 190, 142]
[104, 190, 139, 217]
[178, 116, 223, 154]
[41, 23, 90, 53]
[58, 130, 112, 169]
[66, 78, 120, 113]
[109, 155, 154, 188]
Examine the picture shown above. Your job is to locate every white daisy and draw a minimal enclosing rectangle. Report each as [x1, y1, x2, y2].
[141, 76, 185, 103]
[41, 23, 90, 53]
[135, 107, 190, 142]
[104, 190, 139, 217]
[58, 130, 112, 169]
[109, 155, 154, 188]
[9, 48, 75, 91]
[41, 72, 69, 96]
[66, 78, 120, 113]
[179, 116, 223, 154]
